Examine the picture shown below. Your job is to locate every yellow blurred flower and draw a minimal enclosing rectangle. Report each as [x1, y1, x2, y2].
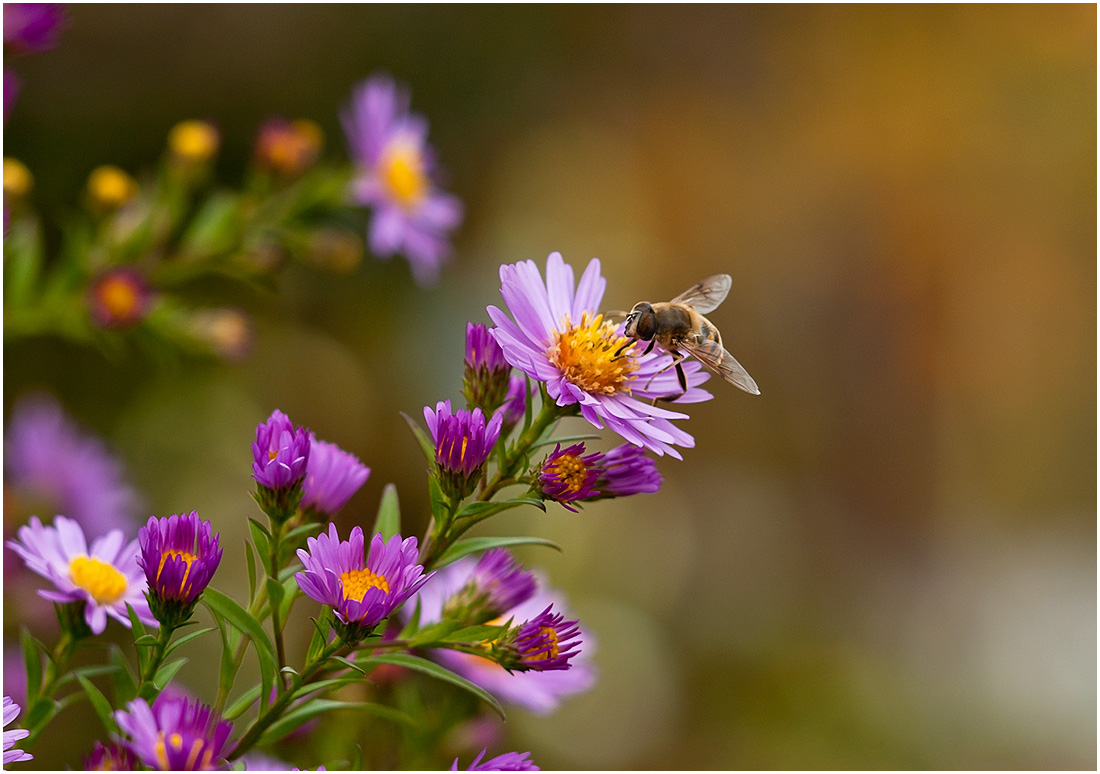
[87, 165, 138, 210]
[3, 157, 34, 199]
[168, 120, 220, 164]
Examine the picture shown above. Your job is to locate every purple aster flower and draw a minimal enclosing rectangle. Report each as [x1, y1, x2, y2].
[137, 512, 222, 627]
[442, 548, 537, 625]
[3, 3, 65, 54]
[594, 442, 662, 496]
[423, 400, 503, 500]
[452, 748, 539, 771]
[342, 73, 463, 285]
[296, 525, 431, 643]
[6, 516, 155, 634]
[492, 604, 582, 673]
[487, 252, 713, 459]
[3, 696, 31, 765]
[85, 740, 137, 771]
[301, 434, 371, 518]
[251, 409, 311, 521]
[115, 694, 233, 771]
[536, 442, 604, 512]
[5, 392, 141, 536]
[412, 560, 596, 714]
[87, 267, 154, 328]
[463, 322, 513, 413]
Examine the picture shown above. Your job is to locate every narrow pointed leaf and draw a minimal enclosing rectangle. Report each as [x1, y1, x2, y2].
[223, 685, 262, 722]
[363, 652, 505, 719]
[76, 674, 119, 735]
[21, 628, 43, 700]
[436, 536, 562, 568]
[400, 411, 437, 467]
[256, 700, 412, 747]
[373, 483, 401, 541]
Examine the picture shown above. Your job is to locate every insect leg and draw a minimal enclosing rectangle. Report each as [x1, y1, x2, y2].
[643, 350, 689, 402]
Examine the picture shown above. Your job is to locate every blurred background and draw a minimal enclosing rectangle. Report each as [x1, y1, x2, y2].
[3, 4, 1095, 769]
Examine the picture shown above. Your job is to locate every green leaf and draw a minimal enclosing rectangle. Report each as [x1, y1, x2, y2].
[256, 700, 413, 747]
[400, 411, 437, 467]
[133, 634, 160, 647]
[329, 655, 366, 675]
[290, 676, 361, 700]
[223, 685, 262, 722]
[202, 588, 276, 705]
[245, 540, 259, 602]
[278, 576, 300, 624]
[21, 629, 43, 700]
[154, 657, 188, 689]
[164, 627, 216, 658]
[454, 496, 545, 522]
[427, 474, 448, 524]
[373, 483, 401, 541]
[443, 624, 509, 644]
[24, 695, 55, 733]
[435, 536, 562, 568]
[306, 610, 333, 664]
[56, 663, 121, 690]
[247, 519, 272, 574]
[265, 577, 286, 618]
[407, 620, 463, 648]
[110, 645, 139, 706]
[363, 652, 505, 719]
[76, 674, 119, 735]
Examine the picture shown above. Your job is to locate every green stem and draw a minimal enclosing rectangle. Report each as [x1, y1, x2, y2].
[268, 519, 290, 688]
[137, 622, 175, 694]
[480, 400, 568, 501]
[23, 625, 81, 748]
[226, 639, 348, 761]
[213, 579, 272, 718]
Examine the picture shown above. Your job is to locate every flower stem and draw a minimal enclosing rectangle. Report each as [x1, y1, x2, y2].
[267, 519, 290, 688]
[226, 638, 348, 761]
[137, 622, 175, 698]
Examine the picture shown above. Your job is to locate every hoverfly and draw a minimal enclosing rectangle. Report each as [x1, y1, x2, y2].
[614, 274, 760, 399]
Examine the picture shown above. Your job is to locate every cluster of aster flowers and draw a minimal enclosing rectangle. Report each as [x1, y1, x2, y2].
[1, 14, 742, 765]
[0, 245, 730, 769]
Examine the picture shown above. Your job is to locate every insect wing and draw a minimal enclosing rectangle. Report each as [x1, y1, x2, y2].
[686, 336, 760, 395]
[670, 274, 732, 314]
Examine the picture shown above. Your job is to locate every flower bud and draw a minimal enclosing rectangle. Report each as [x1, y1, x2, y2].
[490, 604, 581, 673]
[424, 401, 503, 501]
[462, 323, 511, 413]
[137, 511, 222, 629]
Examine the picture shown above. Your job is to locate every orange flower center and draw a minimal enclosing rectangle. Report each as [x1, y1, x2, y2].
[379, 139, 427, 207]
[548, 312, 638, 395]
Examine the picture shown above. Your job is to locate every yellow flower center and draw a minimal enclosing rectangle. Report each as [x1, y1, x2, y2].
[547, 453, 588, 494]
[95, 274, 142, 320]
[157, 549, 196, 591]
[548, 312, 638, 395]
[154, 731, 211, 771]
[527, 626, 560, 661]
[380, 140, 427, 207]
[69, 555, 128, 605]
[340, 567, 390, 602]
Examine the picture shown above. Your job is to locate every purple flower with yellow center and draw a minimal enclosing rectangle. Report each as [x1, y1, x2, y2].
[295, 525, 430, 643]
[536, 442, 604, 512]
[424, 400, 503, 501]
[3, 696, 31, 765]
[5, 516, 155, 634]
[5, 392, 141, 535]
[442, 548, 537, 625]
[137, 512, 222, 627]
[251, 409, 311, 522]
[463, 322, 513, 413]
[342, 73, 463, 286]
[487, 252, 713, 460]
[87, 267, 154, 329]
[300, 434, 371, 518]
[492, 604, 582, 673]
[412, 561, 596, 714]
[85, 740, 137, 771]
[114, 694, 233, 771]
[594, 443, 662, 497]
[451, 749, 539, 771]
[4, 3, 65, 54]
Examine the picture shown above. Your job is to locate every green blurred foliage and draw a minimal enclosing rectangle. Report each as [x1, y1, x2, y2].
[4, 4, 1094, 769]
